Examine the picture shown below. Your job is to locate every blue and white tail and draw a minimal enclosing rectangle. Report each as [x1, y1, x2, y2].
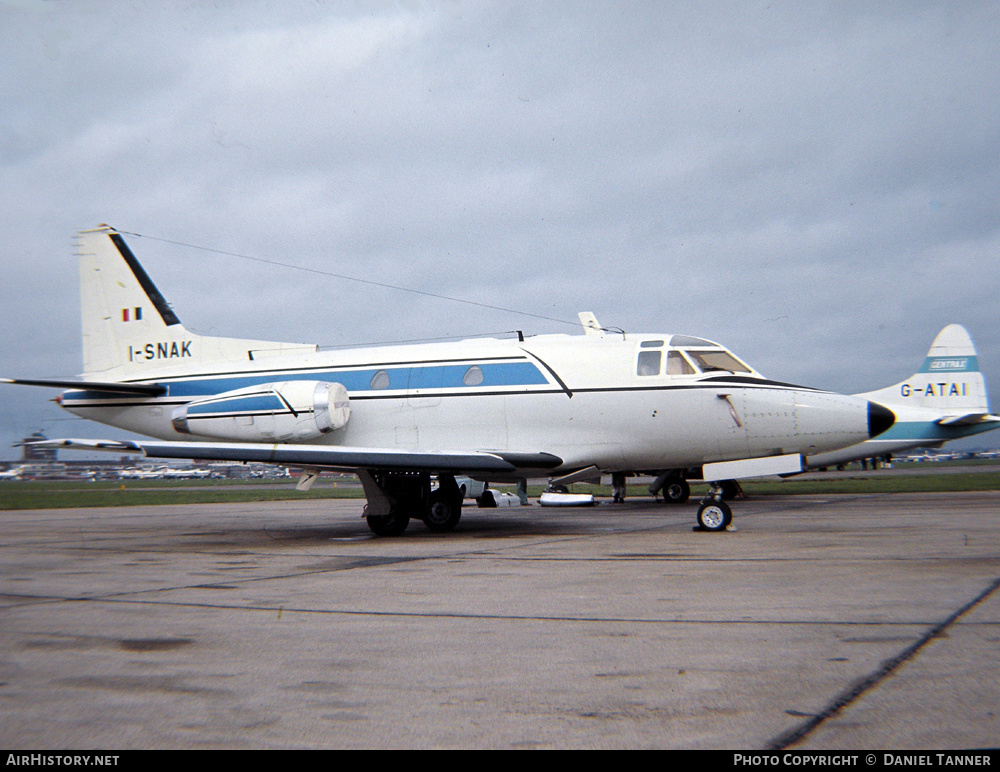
[858, 324, 992, 420]
[78, 226, 314, 380]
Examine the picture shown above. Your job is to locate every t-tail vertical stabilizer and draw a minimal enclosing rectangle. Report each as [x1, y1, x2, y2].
[857, 324, 991, 418]
[78, 226, 316, 380]
[806, 324, 999, 468]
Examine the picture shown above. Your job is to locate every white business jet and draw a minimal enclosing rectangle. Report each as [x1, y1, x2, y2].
[4, 226, 897, 535]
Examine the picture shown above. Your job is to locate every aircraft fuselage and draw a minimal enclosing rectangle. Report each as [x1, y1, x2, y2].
[59, 332, 883, 477]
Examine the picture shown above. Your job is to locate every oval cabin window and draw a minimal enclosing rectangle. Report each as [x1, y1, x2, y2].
[463, 365, 484, 386]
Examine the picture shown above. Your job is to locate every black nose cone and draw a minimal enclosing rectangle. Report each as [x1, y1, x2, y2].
[867, 401, 896, 438]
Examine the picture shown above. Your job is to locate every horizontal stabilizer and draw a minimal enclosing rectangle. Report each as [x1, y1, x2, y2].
[1, 377, 165, 396]
[935, 413, 1000, 427]
[27, 438, 563, 475]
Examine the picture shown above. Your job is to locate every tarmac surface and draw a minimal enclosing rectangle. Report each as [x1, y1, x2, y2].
[1, 490, 998, 749]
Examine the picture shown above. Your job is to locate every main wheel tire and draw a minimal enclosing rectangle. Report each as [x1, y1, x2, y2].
[719, 480, 740, 500]
[663, 478, 690, 504]
[424, 490, 462, 533]
[696, 501, 732, 531]
[365, 510, 410, 536]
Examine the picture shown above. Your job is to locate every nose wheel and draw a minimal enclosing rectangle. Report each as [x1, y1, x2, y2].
[696, 483, 733, 531]
[696, 500, 732, 531]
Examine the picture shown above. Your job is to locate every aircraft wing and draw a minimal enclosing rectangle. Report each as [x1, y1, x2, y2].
[28, 438, 563, 475]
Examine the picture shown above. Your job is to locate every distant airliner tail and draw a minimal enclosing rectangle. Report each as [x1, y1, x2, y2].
[77, 226, 315, 380]
[857, 324, 992, 418]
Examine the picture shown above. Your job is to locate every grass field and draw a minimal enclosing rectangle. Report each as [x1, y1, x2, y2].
[1, 464, 999, 510]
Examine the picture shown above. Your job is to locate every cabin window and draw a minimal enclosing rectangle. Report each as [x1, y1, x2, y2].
[666, 351, 696, 375]
[370, 369, 391, 389]
[637, 350, 661, 376]
[463, 365, 484, 386]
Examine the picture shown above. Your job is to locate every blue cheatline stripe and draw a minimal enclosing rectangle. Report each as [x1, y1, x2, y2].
[918, 356, 978, 374]
[158, 360, 549, 398]
[186, 394, 287, 416]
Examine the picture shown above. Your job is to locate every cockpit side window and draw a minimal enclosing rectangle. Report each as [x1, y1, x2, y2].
[666, 351, 696, 375]
[637, 350, 662, 376]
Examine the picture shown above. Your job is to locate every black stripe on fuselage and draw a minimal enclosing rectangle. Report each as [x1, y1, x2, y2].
[60, 379, 830, 410]
[697, 375, 822, 391]
[519, 349, 573, 398]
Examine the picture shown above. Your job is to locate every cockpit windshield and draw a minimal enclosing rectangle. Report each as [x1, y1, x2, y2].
[668, 335, 714, 347]
[636, 337, 756, 377]
[683, 349, 752, 374]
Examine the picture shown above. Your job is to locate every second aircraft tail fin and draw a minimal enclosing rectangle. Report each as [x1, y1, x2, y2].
[857, 324, 992, 417]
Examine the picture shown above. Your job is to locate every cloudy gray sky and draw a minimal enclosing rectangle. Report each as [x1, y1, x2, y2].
[1, 0, 999, 456]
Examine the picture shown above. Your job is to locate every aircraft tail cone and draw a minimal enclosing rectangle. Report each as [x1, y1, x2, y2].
[867, 401, 896, 438]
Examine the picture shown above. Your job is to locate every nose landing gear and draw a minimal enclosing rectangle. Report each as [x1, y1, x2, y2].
[696, 482, 733, 531]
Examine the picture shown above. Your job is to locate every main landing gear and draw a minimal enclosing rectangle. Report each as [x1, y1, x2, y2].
[662, 477, 691, 504]
[362, 472, 464, 536]
[649, 472, 691, 504]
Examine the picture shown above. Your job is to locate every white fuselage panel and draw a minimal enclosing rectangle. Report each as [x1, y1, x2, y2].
[59, 334, 875, 473]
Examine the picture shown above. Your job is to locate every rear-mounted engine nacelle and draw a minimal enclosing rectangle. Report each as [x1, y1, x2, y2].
[171, 381, 350, 442]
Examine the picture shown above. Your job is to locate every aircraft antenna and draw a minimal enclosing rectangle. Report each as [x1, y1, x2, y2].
[117, 230, 618, 333]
